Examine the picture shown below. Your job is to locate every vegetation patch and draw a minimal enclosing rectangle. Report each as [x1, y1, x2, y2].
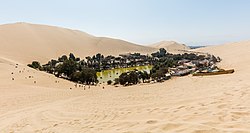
[28, 48, 221, 86]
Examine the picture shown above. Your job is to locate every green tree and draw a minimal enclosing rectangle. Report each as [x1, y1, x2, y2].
[114, 78, 119, 85]
[159, 48, 167, 56]
[96, 53, 102, 61]
[107, 80, 112, 85]
[28, 61, 41, 70]
[58, 55, 68, 62]
[69, 53, 76, 61]
[139, 71, 150, 83]
[83, 68, 98, 85]
[119, 71, 140, 86]
[57, 59, 77, 77]
[71, 71, 82, 82]
[47, 59, 58, 69]
[129, 71, 139, 84]
[75, 57, 80, 62]
[119, 72, 129, 86]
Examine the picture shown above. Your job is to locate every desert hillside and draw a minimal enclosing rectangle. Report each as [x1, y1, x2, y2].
[150, 41, 190, 53]
[196, 40, 250, 74]
[0, 23, 157, 64]
[1, 23, 250, 132]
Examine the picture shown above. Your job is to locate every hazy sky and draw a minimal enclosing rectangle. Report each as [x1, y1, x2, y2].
[0, 0, 250, 45]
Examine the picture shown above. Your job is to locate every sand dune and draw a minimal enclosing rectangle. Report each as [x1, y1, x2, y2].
[150, 41, 190, 53]
[1, 23, 250, 132]
[0, 22, 157, 64]
[195, 40, 250, 73]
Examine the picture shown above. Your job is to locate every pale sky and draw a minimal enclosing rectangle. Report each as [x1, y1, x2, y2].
[0, 0, 250, 46]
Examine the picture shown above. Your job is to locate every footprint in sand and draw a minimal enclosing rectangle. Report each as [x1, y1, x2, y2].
[53, 124, 58, 127]
[192, 128, 219, 133]
[231, 111, 250, 116]
[217, 104, 227, 109]
[146, 120, 158, 124]
[162, 123, 181, 131]
[177, 106, 185, 109]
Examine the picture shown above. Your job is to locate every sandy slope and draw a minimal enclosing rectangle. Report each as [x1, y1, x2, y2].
[150, 41, 190, 53]
[1, 26, 250, 132]
[195, 41, 250, 74]
[0, 22, 157, 64]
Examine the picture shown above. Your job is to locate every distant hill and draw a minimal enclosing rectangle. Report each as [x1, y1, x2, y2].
[0, 22, 157, 64]
[195, 40, 250, 71]
[149, 41, 190, 53]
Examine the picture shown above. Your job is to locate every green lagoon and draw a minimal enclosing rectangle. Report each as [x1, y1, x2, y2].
[97, 65, 153, 83]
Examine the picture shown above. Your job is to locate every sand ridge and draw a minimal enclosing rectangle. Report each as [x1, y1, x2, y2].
[0, 22, 157, 64]
[149, 41, 190, 53]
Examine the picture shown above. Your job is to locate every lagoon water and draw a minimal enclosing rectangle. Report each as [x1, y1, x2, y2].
[97, 65, 153, 83]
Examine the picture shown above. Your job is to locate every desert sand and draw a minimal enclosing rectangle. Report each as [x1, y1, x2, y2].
[0, 23, 157, 64]
[0, 23, 250, 133]
[150, 41, 190, 53]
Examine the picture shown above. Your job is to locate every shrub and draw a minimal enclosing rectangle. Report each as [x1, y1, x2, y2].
[114, 78, 119, 85]
[58, 55, 68, 62]
[28, 61, 41, 70]
[129, 71, 139, 84]
[107, 80, 112, 85]
[139, 71, 150, 83]
[69, 53, 76, 61]
[71, 71, 82, 82]
[119, 71, 140, 86]
[119, 72, 129, 85]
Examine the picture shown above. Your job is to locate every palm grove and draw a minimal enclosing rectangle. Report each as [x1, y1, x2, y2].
[28, 48, 219, 86]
